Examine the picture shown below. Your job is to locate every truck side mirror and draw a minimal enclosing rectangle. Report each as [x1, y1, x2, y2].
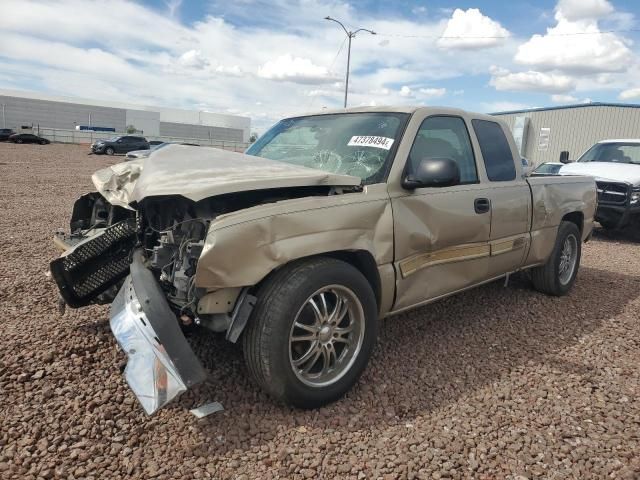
[402, 157, 461, 190]
[559, 151, 570, 163]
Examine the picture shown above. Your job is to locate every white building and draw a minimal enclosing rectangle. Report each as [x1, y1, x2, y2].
[0, 88, 251, 142]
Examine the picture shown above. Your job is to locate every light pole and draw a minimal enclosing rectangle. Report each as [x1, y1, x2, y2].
[324, 16, 375, 108]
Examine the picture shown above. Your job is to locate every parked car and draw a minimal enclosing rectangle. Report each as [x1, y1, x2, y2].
[559, 139, 640, 230]
[125, 142, 199, 160]
[532, 162, 564, 176]
[50, 107, 596, 415]
[0, 128, 16, 141]
[149, 140, 165, 146]
[90, 135, 149, 155]
[8, 133, 50, 145]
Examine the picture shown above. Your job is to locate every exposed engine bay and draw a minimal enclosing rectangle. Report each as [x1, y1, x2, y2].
[51, 185, 349, 317]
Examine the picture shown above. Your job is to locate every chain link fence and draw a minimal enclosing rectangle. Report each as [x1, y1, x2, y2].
[35, 127, 250, 153]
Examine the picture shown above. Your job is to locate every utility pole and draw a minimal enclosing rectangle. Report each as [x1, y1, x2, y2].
[1, 104, 5, 128]
[324, 16, 376, 108]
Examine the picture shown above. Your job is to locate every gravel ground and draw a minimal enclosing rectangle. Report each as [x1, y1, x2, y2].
[1, 143, 639, 480]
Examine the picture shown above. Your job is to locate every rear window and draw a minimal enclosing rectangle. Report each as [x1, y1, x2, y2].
[472, 120, 516, 181]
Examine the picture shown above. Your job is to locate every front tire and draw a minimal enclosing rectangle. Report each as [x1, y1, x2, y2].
[530, 221, 581, 296]
[243, 257, 378, 408]
[105, 147, 114, 155]
[16, 139, 23, 144]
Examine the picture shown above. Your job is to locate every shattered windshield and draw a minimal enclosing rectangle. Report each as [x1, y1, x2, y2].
[578, 143, 640, 165]
[246, 112, 409, 184]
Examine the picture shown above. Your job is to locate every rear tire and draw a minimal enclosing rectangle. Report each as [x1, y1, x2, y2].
[530, 221, 581, 296]
[243, 257, 378, 408]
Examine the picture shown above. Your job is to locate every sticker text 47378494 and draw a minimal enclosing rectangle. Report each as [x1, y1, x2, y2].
[347, 136, 395, 150]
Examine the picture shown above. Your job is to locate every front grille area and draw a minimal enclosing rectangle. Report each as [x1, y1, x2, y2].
[596, 181, 629, 205]
[50, 219, 137, 307]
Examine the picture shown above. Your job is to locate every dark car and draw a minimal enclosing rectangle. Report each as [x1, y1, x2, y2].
[8, 133, 50, 145]
[0, 128, 16, 141]
[90, 135, 149, 155]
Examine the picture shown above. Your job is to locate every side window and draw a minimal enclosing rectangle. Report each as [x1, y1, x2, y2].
[408, 116, 478, 184]
[472, 120, 516, 182]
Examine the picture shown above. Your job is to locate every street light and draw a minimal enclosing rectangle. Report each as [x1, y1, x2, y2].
[324, 16, 376, 108]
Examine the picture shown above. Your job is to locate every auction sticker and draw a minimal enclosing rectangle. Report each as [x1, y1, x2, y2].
[348, 136, 394, 150]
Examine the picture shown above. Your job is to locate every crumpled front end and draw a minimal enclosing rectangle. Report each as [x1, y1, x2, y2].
[109, 250, 207, 415]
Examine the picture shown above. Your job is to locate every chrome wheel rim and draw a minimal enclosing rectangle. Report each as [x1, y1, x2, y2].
[289, 285, 365, 387]
[558, 234, 578, 285]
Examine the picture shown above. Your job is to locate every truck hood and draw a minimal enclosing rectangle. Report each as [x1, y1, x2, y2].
[91, 144, 361, 208]
[559, 161, 640, 185]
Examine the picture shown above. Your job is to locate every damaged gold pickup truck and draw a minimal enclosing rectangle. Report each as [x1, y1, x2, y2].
[51, 107, 597, 415]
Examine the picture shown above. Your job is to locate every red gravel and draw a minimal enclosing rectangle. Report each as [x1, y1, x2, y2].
[1, 143, 639, 479]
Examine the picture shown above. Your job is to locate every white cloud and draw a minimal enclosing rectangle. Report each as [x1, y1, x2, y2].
[215, 65, 243, 76]
[257, 54, 336, 84]
[399, 86, 413, 97]
[437, 8, 510, 50]
[305, 89, 338, 98]
[369, 87, 390, 96]
[397, 86, 446, 100]
[619, 88, 640, 100]
[555, 0, 613, 22]
[482, 101, 534, 113]
[515, 3, 632, 74]
[489, 67, 576, 93]
[178, 50, 208, 69]
[551, 94, 578, 103]
[418, 87, 446, 98]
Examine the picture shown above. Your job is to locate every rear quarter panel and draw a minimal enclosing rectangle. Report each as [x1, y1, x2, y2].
[525, 175, 596, 266]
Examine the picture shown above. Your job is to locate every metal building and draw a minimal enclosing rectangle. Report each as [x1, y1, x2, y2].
[0, 88, 251, 142]
[492, 103, 640, 166]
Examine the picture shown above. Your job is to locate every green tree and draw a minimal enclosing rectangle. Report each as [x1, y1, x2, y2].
[126, 125, 137, 134]
[249, 132, 259, 143]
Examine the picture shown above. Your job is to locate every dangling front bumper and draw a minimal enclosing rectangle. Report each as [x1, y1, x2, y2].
[109, 250, 207, 415]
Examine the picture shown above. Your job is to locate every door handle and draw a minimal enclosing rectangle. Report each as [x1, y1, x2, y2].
[474, 198, 491, 214]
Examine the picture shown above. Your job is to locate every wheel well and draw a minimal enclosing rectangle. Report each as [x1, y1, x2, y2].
[251, 250, 382, 313]
[562, 211, 584, 234]
[325, 250, 382, 311]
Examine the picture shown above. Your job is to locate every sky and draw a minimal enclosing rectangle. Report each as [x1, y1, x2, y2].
[0, 0, 639, 132]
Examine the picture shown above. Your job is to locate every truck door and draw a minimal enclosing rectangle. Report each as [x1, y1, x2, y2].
[470, 119, 531, 278]
[390, 114, 493, 312]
